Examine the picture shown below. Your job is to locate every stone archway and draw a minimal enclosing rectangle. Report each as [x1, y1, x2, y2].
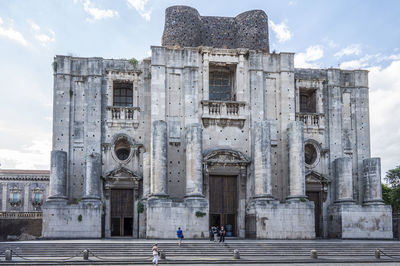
[203, 148, 250, 238]
[306, 170, 329, 238]
[103, 167, 142, 238]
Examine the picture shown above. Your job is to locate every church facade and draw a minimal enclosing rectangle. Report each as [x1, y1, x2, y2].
[42, 6, 392, 239]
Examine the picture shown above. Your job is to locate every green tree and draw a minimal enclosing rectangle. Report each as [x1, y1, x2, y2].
[383, 166, 400, 212]
[385, 166, 400, 187]
[382, 183, 392, 205]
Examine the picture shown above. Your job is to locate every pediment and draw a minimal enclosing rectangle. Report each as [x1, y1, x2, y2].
[104, 167, 141, 179]
[305, 170, 329, 184]
[203, 148, 250, 164]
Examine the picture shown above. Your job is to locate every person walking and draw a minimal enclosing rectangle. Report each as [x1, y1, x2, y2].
[177, 227, 183, 247]
[219, 226, 226, 243]
[152, 243, 159, 265]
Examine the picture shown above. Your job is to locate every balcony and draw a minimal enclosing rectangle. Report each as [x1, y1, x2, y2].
[201, 101, 246, 128]
[107, 106, 140, 128]
[296, 113, 325, 133]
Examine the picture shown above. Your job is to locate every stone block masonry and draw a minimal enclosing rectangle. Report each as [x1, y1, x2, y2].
[39, 5, 392, 240]
[162, 6, 269, 51]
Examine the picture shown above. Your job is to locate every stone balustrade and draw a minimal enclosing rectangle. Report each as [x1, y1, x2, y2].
[201, 101, 246, 128]
[107, 106, 140, 128]
[296, 113, 325, 132]
[0, 212, 43, 219]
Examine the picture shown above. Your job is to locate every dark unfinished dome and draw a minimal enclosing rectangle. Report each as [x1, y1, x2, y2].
[162, 6, 269, 51]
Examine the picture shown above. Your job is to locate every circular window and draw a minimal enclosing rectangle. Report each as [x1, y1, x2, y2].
[114, 137, 131, 161]
[305, 143, 318, 166]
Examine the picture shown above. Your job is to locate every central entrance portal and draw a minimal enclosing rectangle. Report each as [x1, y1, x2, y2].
[209, 175, 237, 236]
[111, 189, 134, 236]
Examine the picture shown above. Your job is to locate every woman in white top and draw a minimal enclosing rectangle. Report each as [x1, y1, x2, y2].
[152, 243, 159, 265]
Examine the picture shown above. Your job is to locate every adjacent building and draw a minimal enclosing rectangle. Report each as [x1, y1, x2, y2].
[0, 169, 49, 240]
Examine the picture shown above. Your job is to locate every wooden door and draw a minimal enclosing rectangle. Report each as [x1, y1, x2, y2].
[111, 189, 134, 236]
[306, 191, 321, 237]
[209, 176, 237, 236]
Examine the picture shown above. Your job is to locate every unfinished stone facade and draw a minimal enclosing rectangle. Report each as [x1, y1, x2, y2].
[42, 6, 392, 239]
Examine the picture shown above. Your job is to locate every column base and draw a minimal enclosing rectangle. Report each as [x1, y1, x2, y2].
[286, 195, 308, 202]
[184, 193, 205, 199]
[334, 198, 355, 204]
[150, 192, 169, 198]
[363, 199, 385, 205]
[47, 196, 68, 201]
[82, 196, 101, 201]
[252, 194, 275, 200]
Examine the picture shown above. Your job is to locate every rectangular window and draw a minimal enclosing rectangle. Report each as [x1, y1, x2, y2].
[34, 193, 41, 202]
[209, 66, 235, 101]
[113, 82, 133, 106]
[299, 89, 316, 113]
[12, 192, 19, 203]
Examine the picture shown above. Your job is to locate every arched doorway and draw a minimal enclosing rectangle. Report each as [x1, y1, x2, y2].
[203, 149, 250, 238]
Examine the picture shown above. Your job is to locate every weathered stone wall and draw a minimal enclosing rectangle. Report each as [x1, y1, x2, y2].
[328, 204, 392, 239]
[146, 198, 208, 238]
[247, 200, 315, 239]
[162, 6, 269, 51]
[42, 201, 102, 238]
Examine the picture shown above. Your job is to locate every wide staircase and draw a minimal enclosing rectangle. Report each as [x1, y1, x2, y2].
[1, 240, 400, 264]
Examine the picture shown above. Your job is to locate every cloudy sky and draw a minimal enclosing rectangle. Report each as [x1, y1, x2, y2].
[0, 0, 399, 177]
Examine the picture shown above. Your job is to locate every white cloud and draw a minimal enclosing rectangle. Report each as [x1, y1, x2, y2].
[34, 29, 56, 46]
[294, 45, 324, 68]
[334, 44, 362, 58]
[0, 138, 51, 170]
[369, 60, 400, 176]
[27, 19, 40, 31]
[0, 18, 29, 46]
[339, 54, 373, 69]
[26, 19, 56, 46]
[127, 0, 152, 21]
[83, 0, 119, 21]
[270, 20, 292, 43]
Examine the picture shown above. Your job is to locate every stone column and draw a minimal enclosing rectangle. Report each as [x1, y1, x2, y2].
[142, 152, 151, 199]
[48, 150, 68, 201]
[1, 184, 7, 211]
[363, 158, 384, 205]
[202, 48, 210, 101]
[151, 120, 168, 197]
[82, 152, 101, 200]
[334, 157, 354, 203]
[185, 123, 204, 198]
[23, 183, 29, 212]
[287, 121, 306, 200]
[253, 120, 274, 199]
